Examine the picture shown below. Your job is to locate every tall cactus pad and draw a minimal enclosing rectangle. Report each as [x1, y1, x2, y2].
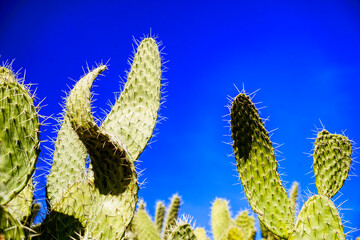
[102, 38, 162, 161]
[230, 93, 293, 238]
[313, 130, 352, 198]
[0, 67, 40, 205]
[133, 207, 161, 240]
[63, 66, 139, 239]
[168, 223, 197, 240]
[289, 195, 345, 240]
[66, 65, 135, 195]
[211, 199, 232, 240]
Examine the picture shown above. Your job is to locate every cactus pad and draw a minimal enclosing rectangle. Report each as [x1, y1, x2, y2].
[230, 93, 293, 238]
[102, 38, 162, 161]
[313, 129, 352, 198]
[0, 67, 40, 205]
[289, 195, 345, 240]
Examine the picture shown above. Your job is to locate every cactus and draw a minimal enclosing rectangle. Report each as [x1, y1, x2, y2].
[211, 198, 256, 240]
[37, 37, 162, 239]
[131, 194, 182, 240]
[230, 91, 352, 239]
[0, 65, 40, 239]
[0, 36, 162, 239]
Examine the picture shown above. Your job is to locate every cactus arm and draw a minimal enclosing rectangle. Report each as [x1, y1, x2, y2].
[0, 67, 40, 205]
[211, 198, 232, 240]
[101, 38, 162, 161]
[313, 130, 352, 198]
[133, 207, 161, 240]
[230, 93, 293, 238]
[155, 201, 166, 234]
[289, 195, 345, 240]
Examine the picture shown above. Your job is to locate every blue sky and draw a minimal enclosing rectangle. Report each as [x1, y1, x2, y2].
[1, 1, 360, 239]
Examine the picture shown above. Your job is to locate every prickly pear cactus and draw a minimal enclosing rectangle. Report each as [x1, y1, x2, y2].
[0, 67, 40, 205]
[230, 93, 293, 238]
[132, 194, 181, 240]
[0, 66, 40, 239]
[230, 90, 352, 240]
[313, 129, 352, 198]
[41, 37, 162, 239]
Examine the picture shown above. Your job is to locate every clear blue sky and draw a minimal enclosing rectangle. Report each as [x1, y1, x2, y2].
[1, 1, 360, 239]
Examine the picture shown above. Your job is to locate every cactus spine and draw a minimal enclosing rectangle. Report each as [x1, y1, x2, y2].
[230, 91, 352, 240]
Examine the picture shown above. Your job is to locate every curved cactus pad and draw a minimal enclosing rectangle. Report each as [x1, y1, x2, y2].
[0, 67, 39, 205]
[230, 93, 293, 238]
[102, 38, 162, 161]
[66, 65, 135, 195]
[289, 195, 345, 240]
[313, 129, 352, 198]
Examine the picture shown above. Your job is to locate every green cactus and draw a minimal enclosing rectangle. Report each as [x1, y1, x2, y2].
[155, 201, 166, 234]
[230, 91, 352, 240]
[131, 194, 182, 240]
[0, 65, 40, 239]
[230, 93, 293, 238]
[211, 198, 256, 240]
[194, 227, 209, 240]
[168, 221, 197, 240]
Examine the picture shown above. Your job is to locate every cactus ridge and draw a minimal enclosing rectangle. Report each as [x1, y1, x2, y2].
[313, 129, 352, 198]
[230, 93, 293, 238]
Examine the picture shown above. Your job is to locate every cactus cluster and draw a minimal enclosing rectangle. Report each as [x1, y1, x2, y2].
[129, 194, 208, 240]
[230, 91, 353, 239]
[0, 36, 162, 239]
[211, 198, 256, 240]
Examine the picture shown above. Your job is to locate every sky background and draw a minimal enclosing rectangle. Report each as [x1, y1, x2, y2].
[1, 1, 360, 239]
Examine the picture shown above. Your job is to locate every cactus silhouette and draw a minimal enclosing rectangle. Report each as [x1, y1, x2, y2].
[230, 91, 352, 240]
